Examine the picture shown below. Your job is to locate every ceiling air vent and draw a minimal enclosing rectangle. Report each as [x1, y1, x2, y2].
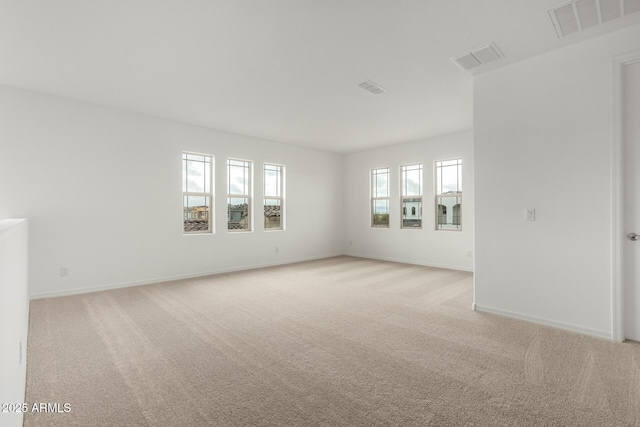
[549, 0, 640, 38]
[358, 80, 387, 95]
[450, 42, 504, 71]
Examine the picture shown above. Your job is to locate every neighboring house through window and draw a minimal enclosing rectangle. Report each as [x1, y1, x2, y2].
[400, 163, 422, 229]
[227, 159, 252, 231]
[435, 158, 462, 230]
[371, 167, 390, 228]
[264, 163, 284, 230]
[182, 152, 213, 234]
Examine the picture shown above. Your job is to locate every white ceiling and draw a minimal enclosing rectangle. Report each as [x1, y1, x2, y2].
[1, 0, 639, 153]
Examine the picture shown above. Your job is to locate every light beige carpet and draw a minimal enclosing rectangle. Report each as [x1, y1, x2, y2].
[24, 256, 640, 426]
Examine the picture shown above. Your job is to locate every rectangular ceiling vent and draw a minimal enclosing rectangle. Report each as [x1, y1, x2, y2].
[358, 80, 387, 95]
[549, 0, 640, 38]
[450, 42, 504, 71]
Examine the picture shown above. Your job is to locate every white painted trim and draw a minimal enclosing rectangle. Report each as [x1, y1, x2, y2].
[475, 304, 612, 341]
[611, 50, 640, 342]
[346, 252, 474, 273]
[29, 253, 346, 300]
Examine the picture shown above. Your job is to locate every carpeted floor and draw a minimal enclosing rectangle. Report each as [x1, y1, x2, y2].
[24, 256, 640, 426]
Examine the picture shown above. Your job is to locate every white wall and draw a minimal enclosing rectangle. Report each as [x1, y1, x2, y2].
[0, 87, 344, 298]
[0, 219, 28, 427]
[344, 131, 474, 271]
[474, 24, 640, 339]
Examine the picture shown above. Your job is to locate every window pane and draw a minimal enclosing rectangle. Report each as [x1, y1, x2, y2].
[264, 164, 284, 231]
[402, 198, 422, 228]
[182, 153, 213, 234]
[228, 197, 249, 230]
[377, 175, 388, 197]
[228, 160, 250, 195]
[264, 165, 281, 197]
[401, 164, 422, 196]
[264, 198, 281, 229]
[372, 168, 389, 198]
[372, 199, 389, 227]
[436, 195, 462, 230]
[435, 159, 461, 230]
[436, 159, 462, 195]
[441, 165, 459, 193]
[185, 158, 206, 193]
[183, 195, 210, 233]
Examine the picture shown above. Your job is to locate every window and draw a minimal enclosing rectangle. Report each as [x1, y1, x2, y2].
[182, 152, 213, 234]
[227, 159, 252, 231]
[264, 163, 284, 230]
[435, 158, 462, 230]
[400, 164, 422, 229]
[371, 168, 390, 227]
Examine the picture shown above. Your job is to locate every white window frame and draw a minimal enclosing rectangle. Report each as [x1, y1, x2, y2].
[400, 163, 423, 230]
[263, 163, 285, 231]
[227, 158, 253, 232]
[182, 152, 213, 235]
[435, 158, 462, 231]
[371, 167, 390, 228]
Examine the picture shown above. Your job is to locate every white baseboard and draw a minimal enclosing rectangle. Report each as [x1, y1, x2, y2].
[474, 304, 612, 341]
[29, 253, 346, 300]
[346, 252, 474, 273]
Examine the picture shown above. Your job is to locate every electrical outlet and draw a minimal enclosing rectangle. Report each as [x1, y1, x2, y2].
[60, 267, 69, 276]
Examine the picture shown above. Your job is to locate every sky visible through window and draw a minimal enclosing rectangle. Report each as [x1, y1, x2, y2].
[372, 168, 388, 199]
[228, 159, 250, 196]
[401, 164, 422, 196]
[264, 164, 282, 197]
[436, 159, 462, 194]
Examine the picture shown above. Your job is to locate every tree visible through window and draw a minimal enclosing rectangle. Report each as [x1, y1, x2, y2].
[227, 159, 252, 231]
[264, 163, 284, 230]
[183, 152, 213, 234]
[371, 168, 390, 227]
[435, 158, 462, 230]
[401, 164, 422, 229]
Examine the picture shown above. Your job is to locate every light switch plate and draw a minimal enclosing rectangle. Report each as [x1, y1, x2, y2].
[525, 208, 535, 221]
